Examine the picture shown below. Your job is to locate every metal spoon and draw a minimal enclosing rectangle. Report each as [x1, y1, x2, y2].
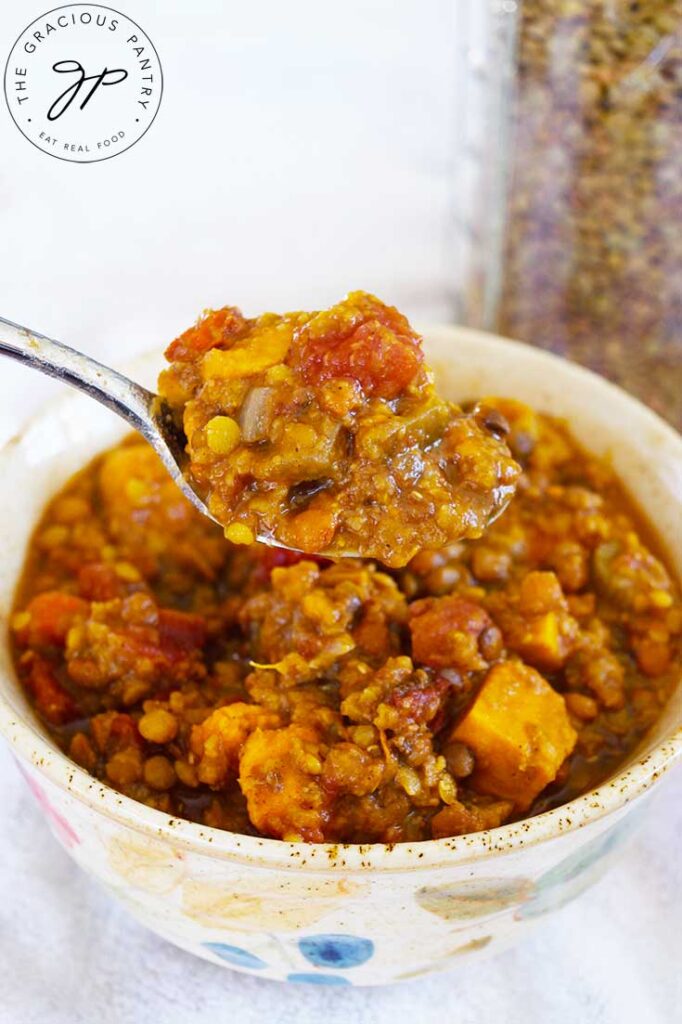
[0, 314, 219, 525]
[0, 314, 363, 557]
[0, 315, 513, 564]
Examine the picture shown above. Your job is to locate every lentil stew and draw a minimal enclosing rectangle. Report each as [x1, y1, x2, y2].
[11, 388, 681, 843]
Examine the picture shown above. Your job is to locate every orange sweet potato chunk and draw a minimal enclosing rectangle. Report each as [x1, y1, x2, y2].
[238, 725, 331, 842]
[190, 703, 282, 787]
[452, 660, 577, 811]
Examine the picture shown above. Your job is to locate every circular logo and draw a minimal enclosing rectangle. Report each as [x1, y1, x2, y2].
[3, 4, 162, 163]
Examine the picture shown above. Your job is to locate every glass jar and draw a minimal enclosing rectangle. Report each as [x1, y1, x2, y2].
[460, 1, 682, 430]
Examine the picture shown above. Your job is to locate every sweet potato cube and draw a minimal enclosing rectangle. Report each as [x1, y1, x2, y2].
[517, 611, 564, 671]
[452, 661, 577, 810]
[511, 572, 578, 671]
[201, 325, 291, 380]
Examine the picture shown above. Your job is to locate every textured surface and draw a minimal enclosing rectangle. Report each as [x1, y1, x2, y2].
[1, 743, 681, 1023]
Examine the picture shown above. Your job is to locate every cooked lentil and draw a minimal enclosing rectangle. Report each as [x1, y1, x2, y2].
[12, 398, 681, 842]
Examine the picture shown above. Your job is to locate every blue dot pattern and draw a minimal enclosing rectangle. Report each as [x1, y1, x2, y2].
[298, 933, 374, 968]
[287, 973, 351, 986]
[202, 942, 267, 969]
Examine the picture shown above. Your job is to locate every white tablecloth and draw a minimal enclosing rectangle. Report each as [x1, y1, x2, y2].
[1, 743, 680, 1024]
[1, 2, 680, 1020]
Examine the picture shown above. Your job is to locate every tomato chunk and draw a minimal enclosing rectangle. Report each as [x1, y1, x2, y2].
[25, 656, 78, 725]
[409, 595, 496, 672]
[78, 563, 125, 601]
[388, 673, 450, 725]
[90, 710, 142, 755]
[20, 592, 89, 647]
[295, 293, 423, 399]
[158, 609, 206, 659]
[165, 306, 247, 362]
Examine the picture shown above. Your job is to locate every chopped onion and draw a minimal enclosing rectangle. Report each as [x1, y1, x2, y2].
[239, 387, 275, 442]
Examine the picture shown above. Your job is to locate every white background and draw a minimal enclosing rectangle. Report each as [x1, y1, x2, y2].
[0, 3, 681, 1022]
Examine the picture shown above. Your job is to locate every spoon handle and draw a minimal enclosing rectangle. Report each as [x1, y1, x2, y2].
[0, 315, 156, 434]
[0, 313, 215, 524]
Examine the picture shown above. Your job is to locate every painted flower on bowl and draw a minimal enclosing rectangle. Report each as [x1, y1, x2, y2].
[416, 876, 534, 921]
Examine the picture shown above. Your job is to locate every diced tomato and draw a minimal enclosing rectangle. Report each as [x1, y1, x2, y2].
[26, 656, 78, 725]
[109, 712, 143, 750]
[158, 609, 206, 659]
[20, 592, 89, 647]
[389, 674, 450, 724]
[77, 563, 125, 601]
[165, 307, 247, 362]
[295, 294, 423, 399]
[632, 636, 672, 678]
[91, 711, 142, 755]
[409, 595, 494, 671]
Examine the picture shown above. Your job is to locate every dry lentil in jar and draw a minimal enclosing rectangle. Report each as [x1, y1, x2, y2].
[494, 0, 682, 430]
[10, 336, 682, 841]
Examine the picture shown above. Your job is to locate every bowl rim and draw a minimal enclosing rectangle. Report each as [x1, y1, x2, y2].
[1, 325, 681, 873]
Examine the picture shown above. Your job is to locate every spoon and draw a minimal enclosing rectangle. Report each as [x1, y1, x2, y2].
[0, 315, 515, 565]
[0, 314, 224, 530]
[0, 315, 363, 558]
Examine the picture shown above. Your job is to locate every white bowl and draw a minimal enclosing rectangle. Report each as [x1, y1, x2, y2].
[0, 327, 680, 986]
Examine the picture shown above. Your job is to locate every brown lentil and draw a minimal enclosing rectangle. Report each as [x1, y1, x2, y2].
[494, 0, 682, 430]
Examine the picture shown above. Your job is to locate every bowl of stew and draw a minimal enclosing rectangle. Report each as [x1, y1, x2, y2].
[0, 316, 680, 986]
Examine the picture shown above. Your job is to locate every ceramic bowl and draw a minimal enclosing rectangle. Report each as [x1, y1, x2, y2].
[0, 327, 681, 986]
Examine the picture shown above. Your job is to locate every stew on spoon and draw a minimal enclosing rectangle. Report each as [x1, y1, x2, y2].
[157, 292, 521, 566]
